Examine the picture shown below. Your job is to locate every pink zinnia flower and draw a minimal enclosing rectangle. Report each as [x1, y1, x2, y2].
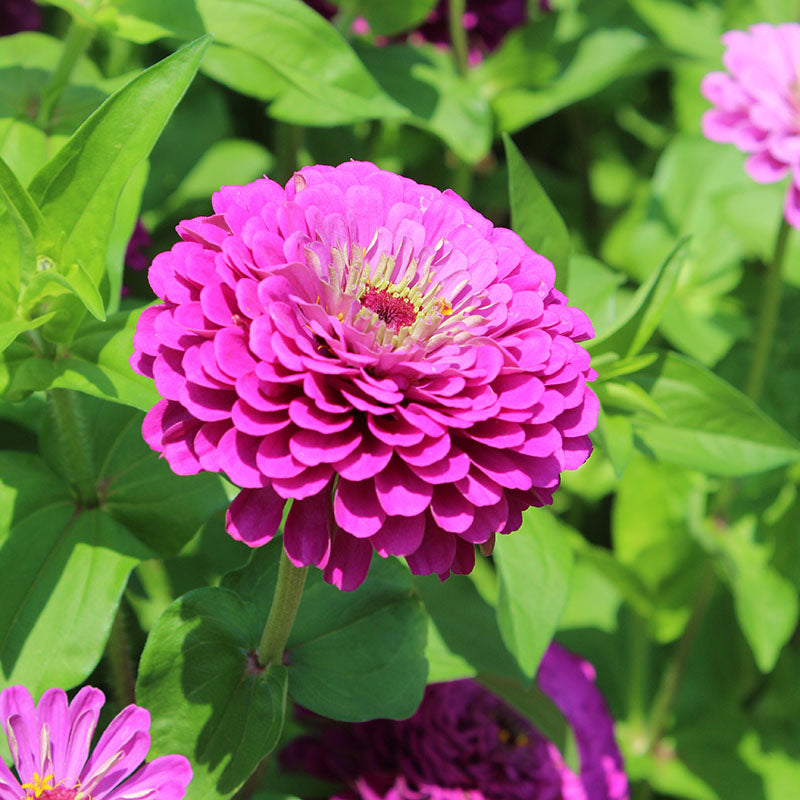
[701, 23, 800, 228]
[0, 685, 192, 800]
[130, 161, 597, 590]
[0, 0, 41, 35]
[281, 643, 629, 800]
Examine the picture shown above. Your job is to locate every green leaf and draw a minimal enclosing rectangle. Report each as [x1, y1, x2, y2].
[590, 237, 688, 360]
[109, 0, 403, 125]
[224, 545, 429, 722]
[351, 43, 492, 162]
[39, 394, 229, 557]
[0, 452, 150, 695]
[594, 408, 634, 478]
[0, 154, 49, 278]
[630, 352, 800, 476]
[0, 313, 56, 353]
[504, 133, 570, 285]
[705, 515, 798, 673]
[27, 35, 211, 315]
[493, 28, 651, 132]
[136, 587, 288, 800]
[494, 509, 574, 680]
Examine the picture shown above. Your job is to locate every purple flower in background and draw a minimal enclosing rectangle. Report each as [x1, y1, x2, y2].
[130, 161, 597, 591]
[281, 643, 629, 800]
[0, 685, 192, 800]
[125, 220, 153, 272]
[306, 0, 527, 59]
[701, 23, 800, 228]
[0, 0, 41, 35]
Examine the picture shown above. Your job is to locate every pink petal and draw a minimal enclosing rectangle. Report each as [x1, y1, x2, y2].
[374, 457, 433, 516]
[323, 532, 373, 591]
[283, 490, 333, 568]
[370, 514, 426, 557]
[225, 487, 284, 546]
[102, 755, 192, 800]
[334, 479, 386, 537]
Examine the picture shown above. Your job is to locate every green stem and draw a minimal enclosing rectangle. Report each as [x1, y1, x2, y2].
[448, 0, 469, 76]
[48, 388, 98, 508]
[627, 612, 649, 730]
[105, 605, 137, 707]
[646, 566, 715, 749]
[35, 14, 97, 129]
[257, 549, 308, 668]
[745, 217, 790, 403]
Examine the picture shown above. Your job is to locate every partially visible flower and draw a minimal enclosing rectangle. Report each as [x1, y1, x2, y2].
[306, 0, 527, 59]
[281, 643, 629, 800]
[131, 161, 597, 591]
[0, 0, 41, 35]
[125, 220, 153, 272]
[701, 23, 800, 228]
[0, 685, 192, 800]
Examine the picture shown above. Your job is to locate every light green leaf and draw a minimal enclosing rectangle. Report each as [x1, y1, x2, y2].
[27, 35, 211, 316]
[494, 509, 574, 680]
[136, 587, 288, 800]
[630, 352, 800, 476]
[493, 28, 651, 132]
[0, 313, 55, 353]
[594, 408, 634, 478]
[332, 0, 438, 35]
[0, 452, 150, 695]
[590, 237, 688, 360]
[504, 133, 570, 284]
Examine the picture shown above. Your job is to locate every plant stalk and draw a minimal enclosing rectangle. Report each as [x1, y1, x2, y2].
[646, 566, 715, 750]
[36, 14, 97, 129]
[48, 388, 98, 508]
[448, 0, 469, 76]
[105, 605, 137, 707]
[257, 548, 308, 668]
[745, 217, 791, 403]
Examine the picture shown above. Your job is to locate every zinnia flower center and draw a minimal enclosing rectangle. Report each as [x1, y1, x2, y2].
[21, 774, 81, 800]
[360, 286, 417, 331]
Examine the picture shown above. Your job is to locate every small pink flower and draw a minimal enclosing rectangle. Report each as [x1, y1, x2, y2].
[131, 161, 597, 591]
[701, 23, 800, 228]
[0, 686, 192, 800]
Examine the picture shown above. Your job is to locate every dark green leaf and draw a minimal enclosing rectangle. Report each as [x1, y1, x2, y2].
[0, 452, 149, 695]
[136, 587, 288, 800]
[630, 352, 800, 476]
[504, 133, 570, 283]
[494, 509, 574, 680]
[224, 545, 429, 722]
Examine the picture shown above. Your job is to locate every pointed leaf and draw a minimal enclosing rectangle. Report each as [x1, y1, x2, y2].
[504, 133, 570, 283]
[590, 237, 689, 360]
[28, 35, 211, 301]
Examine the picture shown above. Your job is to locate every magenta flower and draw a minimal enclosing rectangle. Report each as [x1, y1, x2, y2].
[0, 685, 192, 800]
[281, 643, 629, 800]
[701, 23, 800, 228]
[125, 220, 153, 272]
[130, 161, 597, 591]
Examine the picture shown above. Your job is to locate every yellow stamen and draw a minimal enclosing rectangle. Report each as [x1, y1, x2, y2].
[439, 297, 453, 316]
[22, 773, 55, 799]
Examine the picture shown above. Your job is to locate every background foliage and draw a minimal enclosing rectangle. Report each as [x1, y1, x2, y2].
[1, 1, 800, 799]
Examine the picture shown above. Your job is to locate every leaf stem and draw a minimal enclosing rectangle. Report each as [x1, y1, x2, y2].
[646, 566, 715, 750]
[35, 13, 98, 129]
[448, 0, 469, 76]
[257, 548, 308, 668]
[48, 388, 98, 508]
[745, 217, 791, 403]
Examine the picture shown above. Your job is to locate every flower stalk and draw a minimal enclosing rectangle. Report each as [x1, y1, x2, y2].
[745, 217, 790, 403]
[48, 388, 98, 508]
[35, 9, 99, 128]
[257, 548, 308, 668]
[448, 0, 469, 75]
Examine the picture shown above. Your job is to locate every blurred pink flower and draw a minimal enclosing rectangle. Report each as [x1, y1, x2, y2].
[130, 161, 597, 590]
[125, 220, 153, 272]
[701, 23, 800, 228]
[0, 0, 40, 35]
[0, 685, 192, 800]
[281, 643, 628, 800]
